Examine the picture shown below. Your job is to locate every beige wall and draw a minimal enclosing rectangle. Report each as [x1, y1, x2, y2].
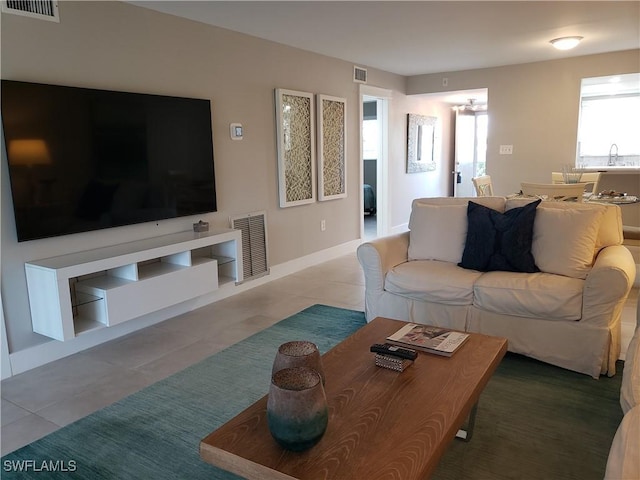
[408, 49, 640, 197]
[2, 1, 636, 360]
[387, 97, 453, 227]
[1, 1, 443, 355]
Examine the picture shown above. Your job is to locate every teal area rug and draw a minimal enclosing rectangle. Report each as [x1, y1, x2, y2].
[2, 305, 365, 479]
[432, 354, 623, 480]
[2, 305, 624, 479]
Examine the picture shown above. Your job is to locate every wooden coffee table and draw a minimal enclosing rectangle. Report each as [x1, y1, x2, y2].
[200, 317, 507, 480]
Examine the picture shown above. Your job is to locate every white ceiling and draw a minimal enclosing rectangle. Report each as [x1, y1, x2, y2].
[127, 1, 640, 77]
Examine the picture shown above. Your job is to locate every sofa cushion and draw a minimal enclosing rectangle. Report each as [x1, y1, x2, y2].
[459, 200, 540, 273]
[408, 203, 468, 263]
[621, 318, 640, 414]
[385, 260, 483, 305]
[473, 271, 584, 320]
[531, 206, 605, 279]
[506, 198, 620, 251]
[413, 196, 507, 212]
[604, 404, 640, 480]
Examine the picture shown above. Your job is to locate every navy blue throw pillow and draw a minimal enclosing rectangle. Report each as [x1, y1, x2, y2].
[458, 200, 541, 273]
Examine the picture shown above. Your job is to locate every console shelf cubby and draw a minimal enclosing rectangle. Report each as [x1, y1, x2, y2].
[25, 228, 243, 341]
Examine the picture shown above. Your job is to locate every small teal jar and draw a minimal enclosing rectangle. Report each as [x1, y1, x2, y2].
[267, 366, 328, 452]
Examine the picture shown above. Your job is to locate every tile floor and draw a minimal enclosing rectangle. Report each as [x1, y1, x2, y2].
[364, 213, 377, 240]
[1, 252, 366, 456]
[1, 250, 638, 456]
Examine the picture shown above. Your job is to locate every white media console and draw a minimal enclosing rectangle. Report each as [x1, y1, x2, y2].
[25, 228, 243, 341]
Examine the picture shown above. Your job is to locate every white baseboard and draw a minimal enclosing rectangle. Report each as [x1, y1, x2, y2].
[1, 294, 12, 381]
[7, 240, 361, 376]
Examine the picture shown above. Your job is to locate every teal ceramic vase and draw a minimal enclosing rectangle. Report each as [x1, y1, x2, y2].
[272, 340, 325, 385]
[267, 366, 328, 452]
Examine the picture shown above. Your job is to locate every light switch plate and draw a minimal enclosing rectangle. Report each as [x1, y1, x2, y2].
[230, 123, 243, 140]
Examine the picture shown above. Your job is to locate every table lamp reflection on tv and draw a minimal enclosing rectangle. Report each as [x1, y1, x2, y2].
[8, 139, 54, 205]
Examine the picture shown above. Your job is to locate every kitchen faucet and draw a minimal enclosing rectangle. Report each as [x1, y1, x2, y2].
[608, 144, 619, 166]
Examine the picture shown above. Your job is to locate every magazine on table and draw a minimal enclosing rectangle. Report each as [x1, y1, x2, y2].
[386, 323, 470, 357]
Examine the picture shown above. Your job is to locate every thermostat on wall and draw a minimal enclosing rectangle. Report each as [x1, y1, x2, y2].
[230, 123, 243, 140]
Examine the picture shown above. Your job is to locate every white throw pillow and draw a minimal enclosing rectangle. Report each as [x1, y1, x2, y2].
[531, 206, 605, 279]
[508, 198, 617, 253]
[408, 203, 468, 263]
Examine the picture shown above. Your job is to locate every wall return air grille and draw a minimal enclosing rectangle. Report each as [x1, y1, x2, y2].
[230, 211, 269, 282]
[2, 0, 59, 21]
[353, 66, 368, 84]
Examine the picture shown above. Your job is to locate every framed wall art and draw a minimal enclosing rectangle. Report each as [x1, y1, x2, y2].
[275, 88, 316, 208]
[407, 113, 439, 173]
[317, 95, 347, 201]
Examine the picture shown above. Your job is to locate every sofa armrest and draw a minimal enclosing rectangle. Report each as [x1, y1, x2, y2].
[582, 245, 636, 326]
[357, 232, 409, 293]
[605, 404, 640, 480]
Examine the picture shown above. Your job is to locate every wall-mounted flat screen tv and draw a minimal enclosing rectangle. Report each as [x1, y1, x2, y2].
[1, 80, 217, 242]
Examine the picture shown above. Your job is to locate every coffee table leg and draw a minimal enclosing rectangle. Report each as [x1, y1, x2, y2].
[455, 402, 478, 442]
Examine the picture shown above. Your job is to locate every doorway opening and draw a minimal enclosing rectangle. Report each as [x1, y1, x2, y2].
[450, 92, 488, 197]
[360, 86, 391, 240]
[362, 98, 379, 239]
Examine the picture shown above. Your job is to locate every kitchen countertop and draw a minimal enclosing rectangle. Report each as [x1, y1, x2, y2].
[583, 167, 640, 174]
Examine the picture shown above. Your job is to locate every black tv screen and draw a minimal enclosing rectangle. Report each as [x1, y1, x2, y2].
[1, 80, 217, 242]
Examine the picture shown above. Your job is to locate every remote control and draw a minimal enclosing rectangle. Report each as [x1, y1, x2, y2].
[370, 343, 418, 360]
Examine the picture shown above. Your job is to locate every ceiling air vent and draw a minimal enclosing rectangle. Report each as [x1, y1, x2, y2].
[354, 66, 368, 84]
[2, 0, 59, 22]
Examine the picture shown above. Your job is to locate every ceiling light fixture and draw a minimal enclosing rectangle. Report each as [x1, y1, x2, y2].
[454, 98, 487, 113]
[465, 99, 477, 111]
[550, 36, 583, 51]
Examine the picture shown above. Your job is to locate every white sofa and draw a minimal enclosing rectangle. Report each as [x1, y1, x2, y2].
[605, 300, 639, 479]
[623, 225, 640, 287]
[357, 196, 636, 378]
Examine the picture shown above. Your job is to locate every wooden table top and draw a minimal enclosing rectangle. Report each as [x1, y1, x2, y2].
[200, 317, 508, 480]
